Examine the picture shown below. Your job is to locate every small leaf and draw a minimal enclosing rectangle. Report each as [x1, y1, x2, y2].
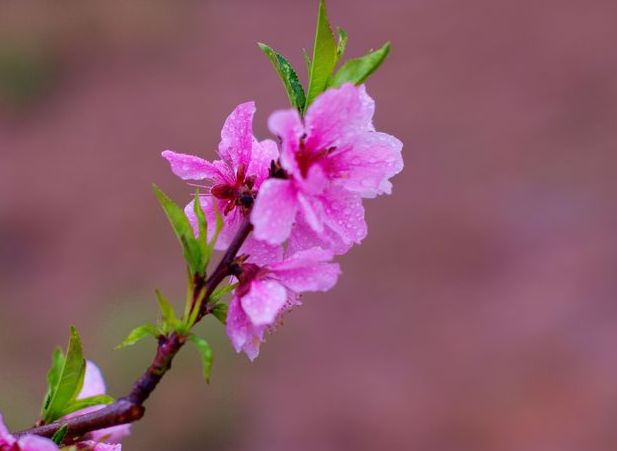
[211, 303, 229, 325]
[43, 326, 86, 423]
[305, 0, 338, 109]
[336, 27, 348, 61]
[193, 190, 208, 267]
[42, 348, 65, 413]
[210, 283, 237, 304]
[51, 424, 68, 445]
[59, 394, 114, 417]
[156, 289, 178, 333]
[190, 335, 213, 383]
[153, 184, 203, 275]
[206, 203, 224, 259]
[303, 48, 311, 75]
[115, 323, 159, 349]
[329, 42, 391, 88]
[258, 43, 306, 112]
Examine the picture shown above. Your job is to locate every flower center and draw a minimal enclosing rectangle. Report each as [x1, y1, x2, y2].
[296, 135, 335, 178]
[210, 163, 256, 215]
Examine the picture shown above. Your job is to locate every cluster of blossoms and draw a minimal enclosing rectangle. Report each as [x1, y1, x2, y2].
[163, 83, 403, 360]
[0, 363, 129, 451]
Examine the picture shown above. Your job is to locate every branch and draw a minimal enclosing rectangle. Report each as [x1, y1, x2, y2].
[15, 217, 254, 441]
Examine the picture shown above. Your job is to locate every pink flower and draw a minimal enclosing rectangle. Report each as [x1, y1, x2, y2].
[251, 83, 403, 253]
[226, 248, 341, 360]
[63, 361, 130, 446]
[0, 416, 57, 451]
[162, 101, 281, 264]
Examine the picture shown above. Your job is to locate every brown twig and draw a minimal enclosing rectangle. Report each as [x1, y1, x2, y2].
[15, 218, 254, 442]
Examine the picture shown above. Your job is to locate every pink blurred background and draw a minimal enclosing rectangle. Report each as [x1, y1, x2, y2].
[1, 0, 616, 449]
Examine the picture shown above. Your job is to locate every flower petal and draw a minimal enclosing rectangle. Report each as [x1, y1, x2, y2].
[270, 248, 341, 293]
[304, 84, 375, 150]
[78, 361, 106, 399]
[241, 279, 287, 326]
[288, 215, 354, 255]
[226, 296, 265, 361]
[251, 179, 298, 244]
[0, 414, 16, 446]
[321, 186, 367, 248]
[268, 109, 303, 174]
[17, 435, 59, 451]
[78, 442, 121, 451]
[249, 138, 279, 185]
[328, 131, 403, 198]
[161, 150, 222, 181]
[218, 101, 256, 172]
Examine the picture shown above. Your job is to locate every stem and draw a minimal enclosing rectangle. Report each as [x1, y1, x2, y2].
[15, 218, 254, 442]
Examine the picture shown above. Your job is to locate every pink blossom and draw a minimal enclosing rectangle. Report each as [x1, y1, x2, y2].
[251, 83, 403, 252]
[0, 415, 57, 451]
[226, 248, 341, 360]
[63, 361, 130, 445]
[162, 101, 281, 264]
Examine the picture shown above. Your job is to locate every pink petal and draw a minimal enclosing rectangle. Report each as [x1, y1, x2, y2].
[321, 187, 367, 248]
[87, 422, 131, 444]
[297, 192, 324, 233]
[304, 84, 375, 151]
[240, 279, 287, 326]
[0, 414, 16, 446]
[226, 296, 265, 361]
[270, 248, 341, 293]
[248, 138, 279, 185]
[328, 131, 403, 198]
[288, 215, 354, 255]
[268, 109, 303, 174]
[17, 435, 59, 451]
[161, 150, 222, 181]
[78, 361, 106, 399]
[251, 178, 298, 244]
[239, 237, 284, 266]
[78, 441, 121, 451]
[218, 101, 256, 171]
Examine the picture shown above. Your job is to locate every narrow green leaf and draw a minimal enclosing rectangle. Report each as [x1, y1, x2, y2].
[336, 27, 348, 61]
[258, 43, 306, 112]
[193, 190, 208, 268]
[190, 335, 213, 383]
[305, 0, 338, 109]
[329, 42, 391, 88]
[206, 203, 224, 260]
[59, 394, 114, 417]
[115, 323, 159, 349]
[153, 184, 203, 274]
[156, 289, 177, 333]
[51, 424, 68, 445]
[211, 303, 229, 325]
[210, 283, 237, 304]
[303, 48, 312, 75]
[43, 326, 86, 423]
[42, 348, 65, 414]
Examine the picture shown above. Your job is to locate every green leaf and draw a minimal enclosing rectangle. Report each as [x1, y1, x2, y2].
[210, 283, 237, 304]
[305, 0, 338, 109]
[336, 27, 348, 61]
[59, 394, 114, 417]
[51, 424, 68, 445]
[193, 190, 208, 265]
[303, 48, 312, 75]
[211, 303, 229, 325]
[153, 184, 204, 275]
[190, 335, 213, 383]
[42, 347, 65, 413]
[206, 203, 224, 259]
[43, 326, 86, 423]
[156, 289, 178, 333]
[115, 323, 159, 349]
[258, 43, 306, 112]
[329, 42, 391, 88]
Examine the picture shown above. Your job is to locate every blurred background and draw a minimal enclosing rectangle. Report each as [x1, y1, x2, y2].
[1, 0, 616, 450]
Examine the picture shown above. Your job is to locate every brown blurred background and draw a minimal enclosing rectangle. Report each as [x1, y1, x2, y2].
[1, 0, 616, 450]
